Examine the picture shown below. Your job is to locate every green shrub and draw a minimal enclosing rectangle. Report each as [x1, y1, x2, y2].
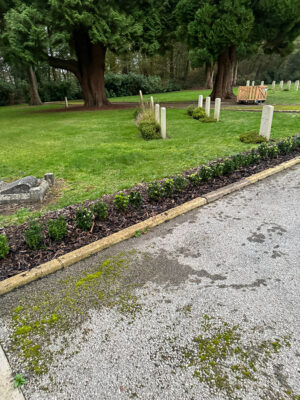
[267, 145, 279, 159]
[232, 154, 248, 169]
[222, 159, 236, 175]
[75, 207, 93, 231]
[192, 107, 206, 120]
[138, 119, 161, 140]
[128, 191, 142, 208]
[211, 163, 224, 177]
[148, 182, 164, 201]
[114, 193, 129, 212]
[199, 166, 214, 182]
[92, 201, 108, 220]
[48, 216, 67, 242]
[292, 136, 300, 150]
[187, 172, 202, 186]
[201, 116, 217, 123]
[258, 143, 269, 158]
[162, 178, 174, 197]
[187, 105, 196, 116]
[277, 138, 293, 155]
[0, 235, 9, 259]
[247, 149, 261, 165]
[240, 131, 267, 144]
[25, 221, 44, 250]
[173, 175, 187, 192]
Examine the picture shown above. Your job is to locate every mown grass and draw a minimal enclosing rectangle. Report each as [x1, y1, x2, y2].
[1, 103, 300, 225]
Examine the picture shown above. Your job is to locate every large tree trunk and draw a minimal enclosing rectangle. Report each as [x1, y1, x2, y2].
[205, 62, 214, 89]
[27, 66, 42, 106]
[74, 30, 109, 108]
[210, 46, 236, 101]
[48, 30, 109, 108]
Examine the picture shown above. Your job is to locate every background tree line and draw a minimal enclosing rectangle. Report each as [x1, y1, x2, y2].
[0, 0, 300, 107]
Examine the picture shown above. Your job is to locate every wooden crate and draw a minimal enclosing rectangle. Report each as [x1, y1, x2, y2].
[237, 86, 268, 103]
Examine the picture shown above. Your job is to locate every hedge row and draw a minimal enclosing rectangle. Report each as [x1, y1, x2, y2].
[1, 136, 299, 258]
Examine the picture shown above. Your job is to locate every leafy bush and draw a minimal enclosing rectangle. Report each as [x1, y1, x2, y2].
[75, 207, 93, 231]
[148, 182, 164, 201]
[277, 138, 293, 155]
[247, 149, 261, 165]
[232, 154, 248, 169]
[0, 235, 9, 259]
[39, 80, 81, 102]
[114, 193, 129, 212]
[173, 175, 187, 192]
[138, 120, 161, 140]
[192, 107, 206, 120]
[212, 163, 224, 177]
[128, 191, 142, 208]
[240, 131, 267, 144]
[25, 221, 44, 250]
[162, 178, 174, 197]
[292, 136, 300, 150]
[187, 105, 196, 116]
[222, 159, 236, 175]
[105, 72, 180, 98]
[199, 166, 214, 182]
[201, 116, 217, 123]
[48, 216, 67, 242]
[187, 172, 202, 186]
[0, 80, 27, 106]
[267, 145, 279, 159]
[257, 143, 269, 158]
[92, 201, 108, 220]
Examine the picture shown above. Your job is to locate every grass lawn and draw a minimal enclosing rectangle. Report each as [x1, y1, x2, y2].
[107, 85, 300, 105]
[1, 104, 300, 225]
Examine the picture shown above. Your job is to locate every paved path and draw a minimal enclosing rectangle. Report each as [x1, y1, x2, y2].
[1, 165, 299, 400]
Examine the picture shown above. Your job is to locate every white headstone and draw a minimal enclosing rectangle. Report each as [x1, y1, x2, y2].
[161, 107, 166, 140]
[260, 81, 264, 86]
[295, 80, 299, 91]
[272, 81, 276, 89]
[259, 105, 274, 141]
[198, 95, 203, 108]
[279, 80, 284, 89]
[155, 104, 160, 124]
[252, 81, 255, 86]
[205, 96, 211, 117]
[214, 98, 221, 122]
[150, 96, 154, 110]
[139, 90, 144, 108]
[246, 80, 250, 86]
[64, 97, 69, 108]
[286, 80, 291, 90]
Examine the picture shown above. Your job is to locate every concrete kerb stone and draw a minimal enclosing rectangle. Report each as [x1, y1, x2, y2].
[0, 156, 300, 297]
[0, 345, 25, 400]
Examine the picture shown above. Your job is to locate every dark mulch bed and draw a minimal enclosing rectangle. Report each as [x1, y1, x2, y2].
[1, 150, 299, 282]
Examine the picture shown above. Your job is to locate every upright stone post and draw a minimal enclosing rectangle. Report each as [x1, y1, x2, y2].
[252, 81, 255, 86]
[279, 80, 284, 89]
[198, 95, 203, 108]
[139, 90, 144, 109]
[246, 80, 250, 86]
[214, 98, 221, 122]
[260, 81, 264, 86]
[286, 80, 291, 90]
[160, 107, 167, 140]
[150, 96, 154, 110]
[259, 105, 274, 141]
[295, 80, 299, 91]
[64, 97, 69, 109]
[272, 81, 276, 89]
[155, 104, 160, 124]
[205, 97, 211, 117]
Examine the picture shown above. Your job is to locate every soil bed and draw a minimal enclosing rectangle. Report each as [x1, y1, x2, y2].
[0, 150, 299, 282]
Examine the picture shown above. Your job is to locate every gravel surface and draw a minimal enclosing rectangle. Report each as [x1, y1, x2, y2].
[0, 164, 299, 400]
